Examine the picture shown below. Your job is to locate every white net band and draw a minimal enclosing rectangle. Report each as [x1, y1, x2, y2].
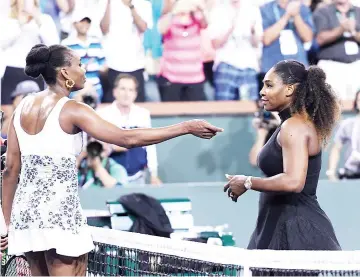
[90, 226, 360, 271]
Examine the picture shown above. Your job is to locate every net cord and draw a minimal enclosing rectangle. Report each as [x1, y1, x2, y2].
[90, 227, 360, 271]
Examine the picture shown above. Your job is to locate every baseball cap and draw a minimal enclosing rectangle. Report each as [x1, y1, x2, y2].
[11, 80, 40, 100]
[72, 10, 92, 23]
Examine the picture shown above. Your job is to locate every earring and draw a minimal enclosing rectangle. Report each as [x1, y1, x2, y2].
[65, 79, 75, 89]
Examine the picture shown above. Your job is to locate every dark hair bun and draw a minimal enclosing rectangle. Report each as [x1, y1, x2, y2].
[25, 44, 50, 78]
[307, 65, 326, 83]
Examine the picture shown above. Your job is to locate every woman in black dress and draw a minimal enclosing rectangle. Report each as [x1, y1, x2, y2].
[224, 60, 341, 250]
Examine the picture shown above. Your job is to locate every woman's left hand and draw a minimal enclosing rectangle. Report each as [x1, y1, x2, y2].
[223, 174, 247, 202]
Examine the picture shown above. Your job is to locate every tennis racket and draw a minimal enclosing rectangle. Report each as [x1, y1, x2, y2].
[2, 254, 31, 276]
[0, 205, 31, 276]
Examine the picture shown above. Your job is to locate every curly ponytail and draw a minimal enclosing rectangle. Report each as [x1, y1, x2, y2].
[273, 60, 340, 145]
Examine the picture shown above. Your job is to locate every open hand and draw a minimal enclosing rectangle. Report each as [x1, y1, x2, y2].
[185, 119, 223, 139]
[151, 176, 163, 186]
[18, 12, 30, 25]
[286, 0, 301, 17]
[22, 4, 42, 26]
[122, 0, 132, 7]
[172, 0, 195, 15]
[327, 172, 338, 182]
[223, 174, 247, 202]
[340, 17, 356, 34]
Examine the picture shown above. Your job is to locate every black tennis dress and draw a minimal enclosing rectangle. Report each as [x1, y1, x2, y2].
[248, 108, 341, 250]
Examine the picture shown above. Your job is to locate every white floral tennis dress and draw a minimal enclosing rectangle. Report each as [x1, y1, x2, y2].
[8, 96, 94, 257]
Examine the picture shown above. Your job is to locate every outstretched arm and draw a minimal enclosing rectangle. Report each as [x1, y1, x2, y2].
[224, 118, 310, 201]
[66, 101, 223, 148]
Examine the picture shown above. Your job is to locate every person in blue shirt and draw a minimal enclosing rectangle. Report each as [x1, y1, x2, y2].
[260, 0, 314, 74]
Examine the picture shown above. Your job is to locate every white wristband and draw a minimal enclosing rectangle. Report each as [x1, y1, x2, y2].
[326, 170, 335, 176]
[244, 176, 253, 190]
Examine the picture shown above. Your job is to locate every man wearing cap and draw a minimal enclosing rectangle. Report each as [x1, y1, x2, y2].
[1, 80, 40, 137]
[10, 80, 40, 109]
[61, 11, 106, 102]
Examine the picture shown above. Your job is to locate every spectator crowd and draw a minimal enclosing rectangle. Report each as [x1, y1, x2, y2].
[1, 0, 360, 185]
[2, 0, 360, 104]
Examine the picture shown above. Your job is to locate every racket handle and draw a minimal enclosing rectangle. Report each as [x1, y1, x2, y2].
[1, 239, 7, 266]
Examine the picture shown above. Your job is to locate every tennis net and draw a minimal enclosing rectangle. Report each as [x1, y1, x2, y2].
[3, 226, 360, 276]
[88, 226, 360, 277]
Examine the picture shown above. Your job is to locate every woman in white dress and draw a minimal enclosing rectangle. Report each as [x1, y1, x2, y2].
[1, 44, 223, 276]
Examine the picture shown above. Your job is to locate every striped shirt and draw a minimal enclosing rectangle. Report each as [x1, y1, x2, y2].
[160, 16, 205, 84]
[62, 35, 106, 99]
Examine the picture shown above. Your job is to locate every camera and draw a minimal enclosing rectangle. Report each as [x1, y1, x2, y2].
[254, 109, 277, 129]
[86, 141, 103, 158]
[255, 109, 272, 123]
[82, 94, 97, 110]
[78, 141, 105, 187]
